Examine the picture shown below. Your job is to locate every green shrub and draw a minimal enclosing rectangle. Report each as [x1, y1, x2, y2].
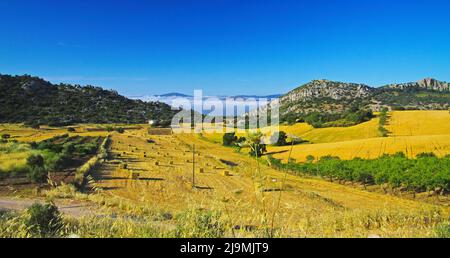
[416, 152, 437, 158]
[27, 166, 48, 183]
[249, 144, 267, 157]
[26, 154, 48, 182]
[25, 202, 63, 237]
[115, 127, 125, 134]
[27, 154, 44, 168]
[223, 133, 237, 146]
[306, 155, 315, 163]
[378, 126, 388, 137]
[270, 131, 288, 146]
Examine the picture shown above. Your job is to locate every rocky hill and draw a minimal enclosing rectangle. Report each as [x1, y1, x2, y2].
[0, 74, 178, 126]
[382, 78, 450, 92]
[277, 78, 449, 124]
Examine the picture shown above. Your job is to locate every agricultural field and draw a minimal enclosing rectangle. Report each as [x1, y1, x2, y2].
[266, 111, 450, 162]
[386, 111, 450, 136]
[0, 112, 449, 238]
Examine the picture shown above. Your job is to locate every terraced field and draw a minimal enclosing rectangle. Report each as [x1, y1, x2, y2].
[90, 128, 448, 237]
[0, 111, 449, 237]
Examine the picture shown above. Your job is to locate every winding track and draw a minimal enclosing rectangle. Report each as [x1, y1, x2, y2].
[0, 198, 97, 217]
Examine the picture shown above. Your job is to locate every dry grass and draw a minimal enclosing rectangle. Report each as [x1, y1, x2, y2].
[1, 113, 449, 237]
[86, 128, 448, 237]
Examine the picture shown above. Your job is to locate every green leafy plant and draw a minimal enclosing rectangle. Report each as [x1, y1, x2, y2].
[25, 202, 63, 237]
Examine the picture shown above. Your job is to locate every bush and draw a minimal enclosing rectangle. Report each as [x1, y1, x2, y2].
[27, 154, 44, 168]
[306, 155, 315, 163]
[270, 131, 288, 146]
[249, 144, 267, 157]
[26, 154, 48, 182]
[236, 137, 246, 144]
[25, 202, 63, 237]
[223, 133, 237, 146]
[416, 152, 437, 158]
[115, 127, 125, 134]
[27, 166, 48, 183]
[378, 126, 388, 137]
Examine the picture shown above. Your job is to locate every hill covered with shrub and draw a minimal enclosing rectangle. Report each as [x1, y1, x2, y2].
[0, 74, 178, 126]
[278, 78, 450, 126]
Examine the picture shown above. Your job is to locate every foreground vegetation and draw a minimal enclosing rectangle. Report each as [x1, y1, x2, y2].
[0, 197, 448, 238]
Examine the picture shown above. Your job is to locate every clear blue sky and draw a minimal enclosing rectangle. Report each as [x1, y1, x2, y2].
[1, 0, 449, 96]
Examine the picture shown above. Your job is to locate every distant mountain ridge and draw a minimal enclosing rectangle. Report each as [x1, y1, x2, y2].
[131, 93, 282, 116]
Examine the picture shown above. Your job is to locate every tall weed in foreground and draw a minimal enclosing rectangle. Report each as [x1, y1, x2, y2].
[174, 209, 225, 238]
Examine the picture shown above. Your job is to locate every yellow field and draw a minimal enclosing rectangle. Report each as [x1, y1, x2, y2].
[0, 112, 449, 237]
[387, 111, 450, 136]
[268, 134, 450, 161]
[201, 115, 380, 144]
[78, 127, 447, 237]
[264, 111, 450, 162]
[0, 152, 29, 172]
[0, 124, 112, 142]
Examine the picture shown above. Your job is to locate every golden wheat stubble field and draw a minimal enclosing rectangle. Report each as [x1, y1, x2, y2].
[1, 111, 449, 237]
[90, 124, 448, 237]
[267, 110, 450, 162]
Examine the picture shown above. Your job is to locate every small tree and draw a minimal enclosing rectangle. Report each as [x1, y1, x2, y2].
[244, 132, 267, 157]
[26, 154, 47, 183]
[270, 131, 288, 146]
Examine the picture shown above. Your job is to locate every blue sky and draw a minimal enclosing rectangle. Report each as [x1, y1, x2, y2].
[0, 0, 449, 96]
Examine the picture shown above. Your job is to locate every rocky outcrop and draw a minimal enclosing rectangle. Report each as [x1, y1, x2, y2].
[273, 78, 450, 120]
[383, 78, 450, 92]
[281, 79, 374, 103]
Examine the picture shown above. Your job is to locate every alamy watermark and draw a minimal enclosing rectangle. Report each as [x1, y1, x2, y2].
[169, 90, 280, 142]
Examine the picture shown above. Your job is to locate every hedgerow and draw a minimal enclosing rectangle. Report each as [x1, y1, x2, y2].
[268, 153, 450, 193]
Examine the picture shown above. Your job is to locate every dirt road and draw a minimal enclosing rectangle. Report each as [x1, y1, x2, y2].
[0, 198, 97, 217]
